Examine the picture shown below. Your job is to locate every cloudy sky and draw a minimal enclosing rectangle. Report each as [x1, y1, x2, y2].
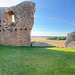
[0, 0, 22, 7]
[0, 0, 75, 36]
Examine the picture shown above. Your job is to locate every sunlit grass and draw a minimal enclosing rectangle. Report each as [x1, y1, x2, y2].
[47, 47, 75, 52]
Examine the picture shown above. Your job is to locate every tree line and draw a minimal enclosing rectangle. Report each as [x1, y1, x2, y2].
[46, 36, 66, 40]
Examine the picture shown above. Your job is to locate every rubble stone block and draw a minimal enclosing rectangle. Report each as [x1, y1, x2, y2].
[65, 31, 75, 48]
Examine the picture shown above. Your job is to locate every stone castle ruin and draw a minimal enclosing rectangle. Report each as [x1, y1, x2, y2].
[65, 31, 75, 48]
[0, 1, 36, 46]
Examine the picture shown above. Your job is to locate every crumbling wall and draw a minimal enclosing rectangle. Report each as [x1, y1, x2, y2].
[65, 31, 75, 48]
[0, 1, 36, 46]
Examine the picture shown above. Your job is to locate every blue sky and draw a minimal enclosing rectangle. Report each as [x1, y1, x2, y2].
[0, 0, 75, 36]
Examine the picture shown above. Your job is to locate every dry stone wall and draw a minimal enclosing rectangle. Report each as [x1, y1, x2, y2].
[0, 1, 36, 46]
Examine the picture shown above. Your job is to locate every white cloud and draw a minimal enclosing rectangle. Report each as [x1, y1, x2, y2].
[0, 0, 23, 7]
[31, 31, 68, 36]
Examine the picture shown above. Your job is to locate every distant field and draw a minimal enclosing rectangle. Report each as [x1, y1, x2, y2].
[31, 37, 65, 47]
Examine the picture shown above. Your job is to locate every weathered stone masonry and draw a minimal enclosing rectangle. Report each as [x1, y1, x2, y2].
[0, 1, 36, 46]
[65, 31, 75, 48]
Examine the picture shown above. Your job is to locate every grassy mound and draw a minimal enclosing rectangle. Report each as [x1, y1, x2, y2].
[0, 45, 75, 75]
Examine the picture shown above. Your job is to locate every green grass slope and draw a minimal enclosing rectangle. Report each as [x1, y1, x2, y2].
[0, 45, 75, 75]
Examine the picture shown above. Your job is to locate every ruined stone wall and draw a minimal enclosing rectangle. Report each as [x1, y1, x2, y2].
[65, 31, 75, 48]
[0, 1, 36, 46]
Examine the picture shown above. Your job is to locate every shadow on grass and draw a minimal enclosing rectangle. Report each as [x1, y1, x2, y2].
[0, 45, 55, 48]
[0, 45, 75, 53]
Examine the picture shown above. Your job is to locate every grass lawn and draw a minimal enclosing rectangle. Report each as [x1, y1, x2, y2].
[0, 45, 75, 75]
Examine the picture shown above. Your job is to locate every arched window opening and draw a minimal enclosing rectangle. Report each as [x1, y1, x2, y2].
[12, 15, 15, 22]
[5, 11, 15, 23]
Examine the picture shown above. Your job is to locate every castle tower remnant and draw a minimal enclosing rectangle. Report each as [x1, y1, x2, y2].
[0, 1, 36, 46]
